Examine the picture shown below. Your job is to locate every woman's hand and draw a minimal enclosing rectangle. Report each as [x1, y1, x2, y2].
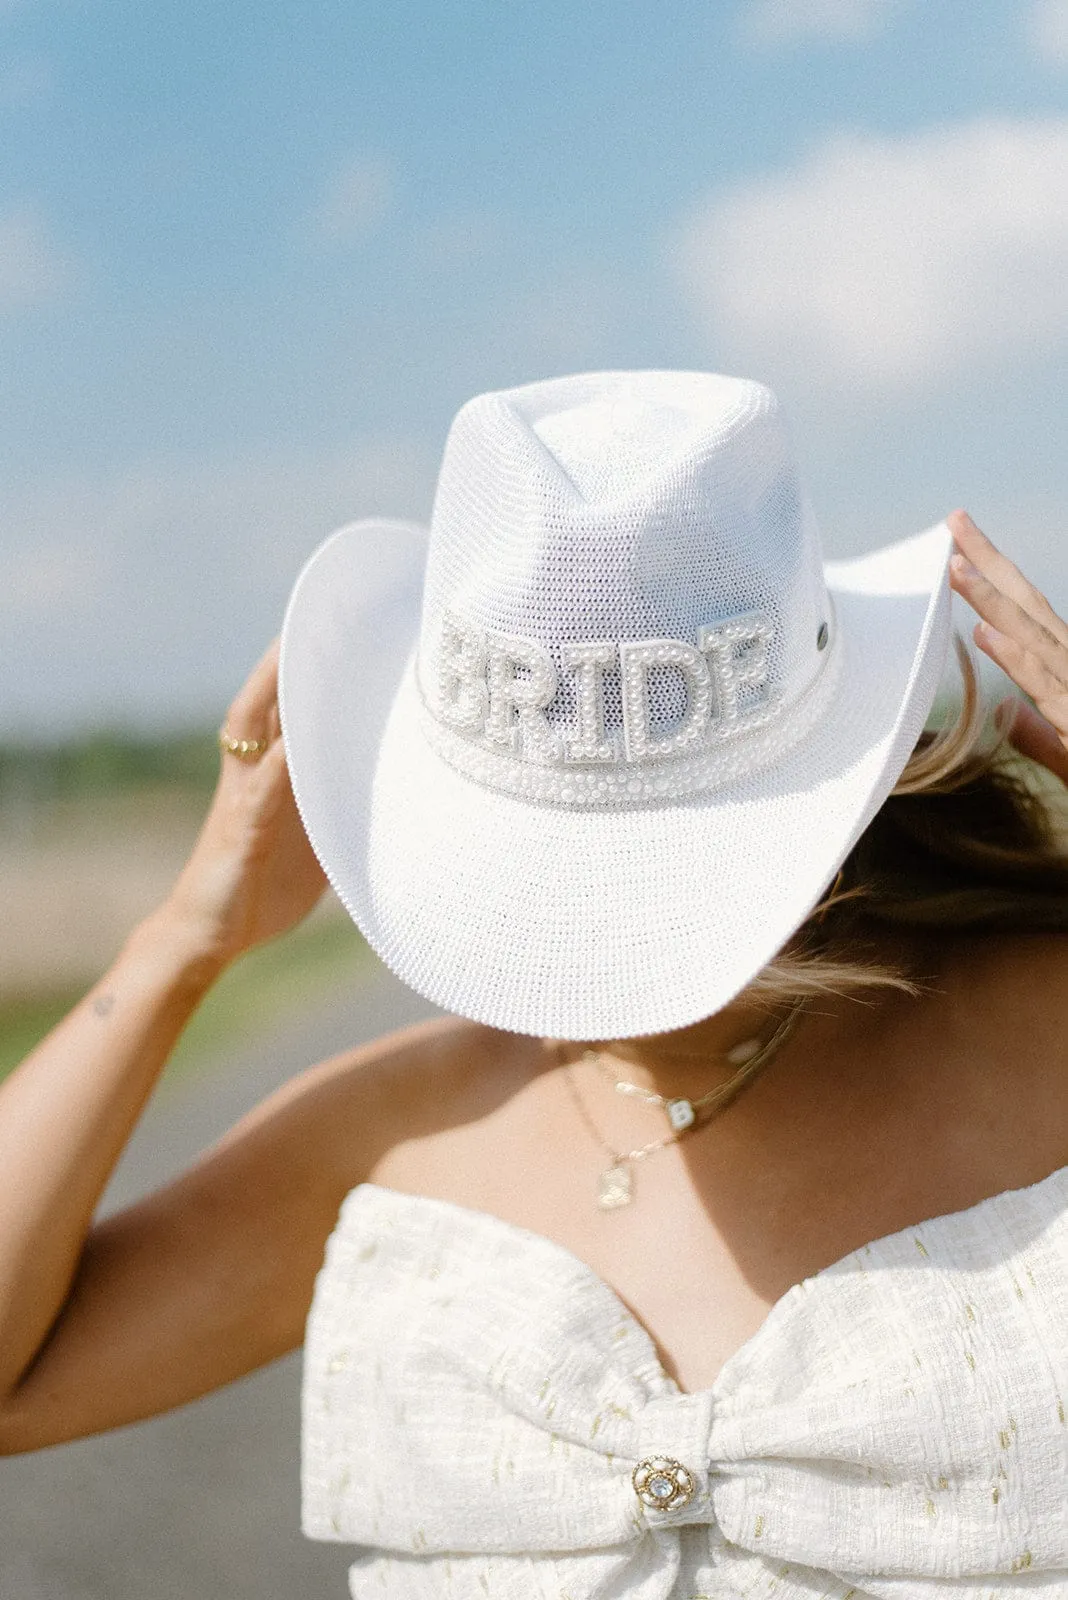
[164, 640, 329, 967]
[947, 509, 1068, 787]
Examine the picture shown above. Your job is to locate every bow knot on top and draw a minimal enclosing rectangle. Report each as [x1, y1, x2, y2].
[302, 1174, 1068, 1599]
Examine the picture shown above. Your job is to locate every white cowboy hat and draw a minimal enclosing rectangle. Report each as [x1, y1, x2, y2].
[278, 371, 952, 1039]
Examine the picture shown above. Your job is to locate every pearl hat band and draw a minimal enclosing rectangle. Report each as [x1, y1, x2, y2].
[418, 604, 842, 807]
[279, 370, 952, 1038]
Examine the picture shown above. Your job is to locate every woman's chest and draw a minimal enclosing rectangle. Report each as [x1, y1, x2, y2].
[368, 1023, 1068, 1393]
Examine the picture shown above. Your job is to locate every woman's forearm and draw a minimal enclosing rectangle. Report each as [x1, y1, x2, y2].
[0, 904, 225, 1397]
[0, 640, 328, 1424]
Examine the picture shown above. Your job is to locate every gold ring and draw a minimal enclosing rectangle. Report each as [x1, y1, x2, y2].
[218, 727, 270, 761]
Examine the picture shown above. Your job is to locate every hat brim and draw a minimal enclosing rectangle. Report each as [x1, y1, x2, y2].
[279, 517, 952, 1039]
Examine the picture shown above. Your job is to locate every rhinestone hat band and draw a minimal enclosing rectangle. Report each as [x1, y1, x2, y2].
[417, 603, 839, 809]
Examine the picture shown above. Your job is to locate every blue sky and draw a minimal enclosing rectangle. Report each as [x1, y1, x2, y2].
[2, 0, 1067, 733]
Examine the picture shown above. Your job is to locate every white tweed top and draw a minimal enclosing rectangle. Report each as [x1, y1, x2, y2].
[301, 1171, 1068, 1599]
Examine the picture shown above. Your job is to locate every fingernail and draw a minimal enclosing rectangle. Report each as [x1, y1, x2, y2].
[950, 553, 980, 580]
[993, 697, 1018, 731]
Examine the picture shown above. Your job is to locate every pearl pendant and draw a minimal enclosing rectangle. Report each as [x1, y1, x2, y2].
[598, 1162, 633, 1209]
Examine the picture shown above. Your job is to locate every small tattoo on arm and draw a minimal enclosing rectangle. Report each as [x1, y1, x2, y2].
[92, 993, 115, 1017]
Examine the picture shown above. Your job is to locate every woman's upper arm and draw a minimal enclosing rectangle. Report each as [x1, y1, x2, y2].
[0, 1015, 459, 1455]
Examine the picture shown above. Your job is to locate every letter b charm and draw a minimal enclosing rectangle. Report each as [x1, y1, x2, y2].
[665, 1098, 696, 1131]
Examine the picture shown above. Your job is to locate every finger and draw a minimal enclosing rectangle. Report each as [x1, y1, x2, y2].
[950, 557, 1068, 691]
[1001, 696, 1068, 787]
[947, 510, 1068, 651]
[972, 621, 1068, 734]
[222, 638, 280, 744]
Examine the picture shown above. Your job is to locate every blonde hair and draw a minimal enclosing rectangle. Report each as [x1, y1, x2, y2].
[572, 636, 1068, 1070]
[744, 635, 1068, 1005]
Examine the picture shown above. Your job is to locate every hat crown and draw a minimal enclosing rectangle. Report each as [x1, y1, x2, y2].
[424, 371, 826, 642]
[415, 371, 838, 805]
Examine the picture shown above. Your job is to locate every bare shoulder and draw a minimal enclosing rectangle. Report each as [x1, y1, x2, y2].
[932, 928, 1068, 1152]
[0, 1011, 534, 1452]
[946, 927, 1068, 1034]
[215, 1009, 543, 1202]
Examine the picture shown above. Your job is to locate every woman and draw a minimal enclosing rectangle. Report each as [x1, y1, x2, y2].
[0, 371, 1066, 1597]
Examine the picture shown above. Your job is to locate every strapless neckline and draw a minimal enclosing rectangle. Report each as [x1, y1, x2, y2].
[356, 1159, 1068, 1397]
[303, 1161, 1068, 1593]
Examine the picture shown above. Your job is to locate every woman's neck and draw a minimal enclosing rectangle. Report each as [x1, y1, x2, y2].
[549, 992, 809, 1100]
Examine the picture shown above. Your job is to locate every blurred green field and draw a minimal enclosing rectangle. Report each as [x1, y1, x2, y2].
[0, 728, 370, 1086]
[0, 913, 370, 1087]
[0, 726, 220, 804]
[1, 703, 1060, 1089]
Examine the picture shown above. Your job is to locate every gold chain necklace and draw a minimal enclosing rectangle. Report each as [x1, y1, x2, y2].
[563, 997, 806, 1210]
[593, 1029, 770, 1129]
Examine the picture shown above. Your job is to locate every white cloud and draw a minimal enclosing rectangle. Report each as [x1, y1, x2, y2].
[0, 206, 70, 308]
[313, 153, 393, 243]
[739, 0, 901, 45]
[673, 117, 1068, 391]
[1030, 0, 1068, 64]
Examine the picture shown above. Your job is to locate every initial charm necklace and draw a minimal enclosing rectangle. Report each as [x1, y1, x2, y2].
[563, 997, 806, 1210]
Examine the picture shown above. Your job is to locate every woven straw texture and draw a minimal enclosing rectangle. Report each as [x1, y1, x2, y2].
[301, 1170, 1068, 1596]
[279, 371, 952, 1039]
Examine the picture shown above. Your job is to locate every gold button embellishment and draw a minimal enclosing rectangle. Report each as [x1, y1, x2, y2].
[632, 1456, 696, 1511]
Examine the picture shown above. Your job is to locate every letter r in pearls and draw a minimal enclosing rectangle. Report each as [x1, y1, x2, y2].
[483, 630, 560, 763]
